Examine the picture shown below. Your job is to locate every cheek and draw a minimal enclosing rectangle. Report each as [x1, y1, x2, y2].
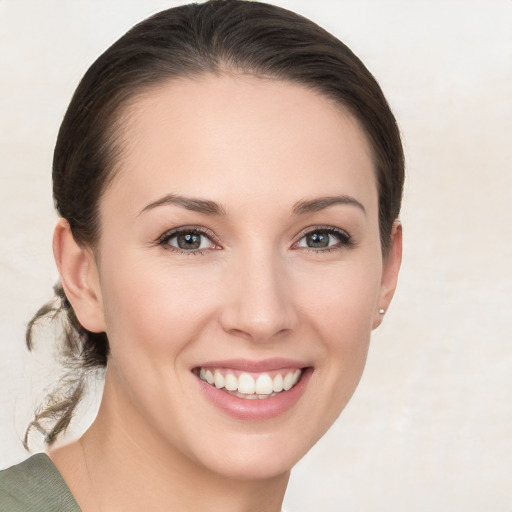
[294, 259, 381, 414]
[295, 258, 382, 337]
[98, 257, 220, 359]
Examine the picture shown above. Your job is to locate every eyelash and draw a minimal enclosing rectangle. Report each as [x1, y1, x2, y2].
[157, 226, 219, 255]
[157, 225, 353, 255]
[294, 225, 354, 253]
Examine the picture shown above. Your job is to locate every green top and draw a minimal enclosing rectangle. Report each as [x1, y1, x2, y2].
[1, 454, 290, 512]
[0, 453, 81, 511]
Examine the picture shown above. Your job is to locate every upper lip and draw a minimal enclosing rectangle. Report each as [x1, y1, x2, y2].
[192, 358, 311, 372]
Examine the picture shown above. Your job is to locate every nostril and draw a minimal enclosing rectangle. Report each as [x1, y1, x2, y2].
[219, 301, 298, 342]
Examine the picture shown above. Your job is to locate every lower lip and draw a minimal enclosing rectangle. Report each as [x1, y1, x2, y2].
[197, 368, 312, 421]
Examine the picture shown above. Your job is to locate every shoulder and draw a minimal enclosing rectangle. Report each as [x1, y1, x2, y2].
[0, 453, 81, 511]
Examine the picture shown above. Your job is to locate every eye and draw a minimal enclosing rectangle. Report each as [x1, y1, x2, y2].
[295, 227, 352, 251]
[159, 227, 218, 253]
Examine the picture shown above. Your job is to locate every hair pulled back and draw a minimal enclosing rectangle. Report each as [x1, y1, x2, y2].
[26, 0, 404, 446]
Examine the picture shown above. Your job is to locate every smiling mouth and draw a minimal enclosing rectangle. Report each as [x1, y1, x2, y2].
[195, 367, 303, 400]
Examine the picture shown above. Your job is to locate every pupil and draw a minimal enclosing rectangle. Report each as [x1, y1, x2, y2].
[307, 232, 329, 248]
[178, 233, 200, 250]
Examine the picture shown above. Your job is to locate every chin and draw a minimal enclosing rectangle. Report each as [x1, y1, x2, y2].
[202, 449, 296, 482]
[188, 427, 317, 482]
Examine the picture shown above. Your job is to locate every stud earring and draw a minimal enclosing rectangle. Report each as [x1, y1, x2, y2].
[378, 308, 385, 315]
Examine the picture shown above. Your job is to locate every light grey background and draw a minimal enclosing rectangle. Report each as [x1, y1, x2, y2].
[1, 1, 511, 510]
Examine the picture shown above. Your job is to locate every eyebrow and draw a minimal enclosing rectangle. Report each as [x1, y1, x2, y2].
[292, 195, 366, 215]
[139, 193, 365, 217]
[139, 193, 226, 216]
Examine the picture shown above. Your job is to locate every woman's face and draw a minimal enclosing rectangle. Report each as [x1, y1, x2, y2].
[84, 75, 400, 479]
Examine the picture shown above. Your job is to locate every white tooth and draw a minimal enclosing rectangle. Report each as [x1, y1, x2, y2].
[283, 372, 294, 391]
[255, 374, 273, 395]
[199, 368, 206, 380]
[273, 374, 284, 392]
[292, 369, 302, 386]
[238, 373, 256, 394]
[205, 370, 214, 385]
[214, 370, 225, 389]
[225, 373, 238, 391]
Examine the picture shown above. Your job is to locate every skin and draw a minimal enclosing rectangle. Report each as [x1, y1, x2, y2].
[51, 74, 402, 512]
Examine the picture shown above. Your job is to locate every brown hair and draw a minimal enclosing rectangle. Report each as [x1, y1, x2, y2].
[25, 0, 404, 446]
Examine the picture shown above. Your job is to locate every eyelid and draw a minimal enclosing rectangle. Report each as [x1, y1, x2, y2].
[155, 224, 353, 254]
[157, 225, 221, 252]
[292, 225, 354, 250]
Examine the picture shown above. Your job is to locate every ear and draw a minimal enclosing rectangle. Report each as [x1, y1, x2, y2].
[53, 218, 106, 333]
[372, 220, 402, 330]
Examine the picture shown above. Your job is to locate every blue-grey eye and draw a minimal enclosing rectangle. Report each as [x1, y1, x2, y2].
[167, 231, 212, 250]
[297, 229, 347, 249]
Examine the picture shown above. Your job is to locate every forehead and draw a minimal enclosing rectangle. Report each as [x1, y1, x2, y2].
[104, 74, 377, 216]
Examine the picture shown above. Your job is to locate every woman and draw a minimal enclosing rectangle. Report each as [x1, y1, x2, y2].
[0, 1, 403, 510]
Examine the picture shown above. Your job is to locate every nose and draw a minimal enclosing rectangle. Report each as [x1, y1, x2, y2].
[218, 250, 298, 342]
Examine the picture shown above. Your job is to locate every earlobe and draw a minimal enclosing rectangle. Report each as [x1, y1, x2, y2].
[53, 218, 106, 333]
[372, 220, 402, 330]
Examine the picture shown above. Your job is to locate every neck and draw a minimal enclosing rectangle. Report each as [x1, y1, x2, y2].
[52, 372, 289, 512]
